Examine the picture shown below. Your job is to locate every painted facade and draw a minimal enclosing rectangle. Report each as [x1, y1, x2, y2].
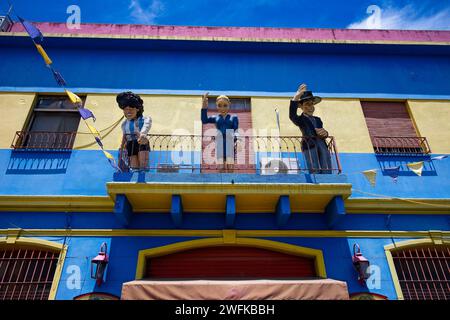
[0, 22, 449, 300]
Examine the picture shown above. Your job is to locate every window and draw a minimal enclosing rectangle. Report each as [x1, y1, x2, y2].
[12, 95, 82, 150]
[392, 246, 450, 300]
[361, 101, 430, 155]
[0, 246, 60, 300]
[202, 97, 255, 173]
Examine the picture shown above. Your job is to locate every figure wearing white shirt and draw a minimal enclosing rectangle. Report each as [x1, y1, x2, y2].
[117, 91, 152, 170]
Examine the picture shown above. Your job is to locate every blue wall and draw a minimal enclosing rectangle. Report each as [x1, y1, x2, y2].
[32, 235, 408, 300]
[1, 35, 449, 301]
[1, 149, 449, 199]
[1, 37, 450, 97]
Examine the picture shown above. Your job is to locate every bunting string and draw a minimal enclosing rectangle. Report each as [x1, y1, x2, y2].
[15, 14, 120, 171]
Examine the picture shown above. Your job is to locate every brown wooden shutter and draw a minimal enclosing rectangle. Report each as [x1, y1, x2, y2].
[361, 101, 417, 137]
[146, 246, 317, 279]
[361, 101, 425, 153]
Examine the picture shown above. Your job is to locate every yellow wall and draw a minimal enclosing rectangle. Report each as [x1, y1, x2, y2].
[407, 100, 450, 154]
[2, 92, 449, 154]
[251, 97, 374, 153]
[73, 94, 202, 150]
[0, 93, 36, 149]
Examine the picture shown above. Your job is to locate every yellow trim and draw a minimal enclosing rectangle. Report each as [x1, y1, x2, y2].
[107, 182, 353, 196]
[0, 236, 67, 300]
[0, 228, 449, 238]
[0, 195, 114, 212]
[345, 198, 450, 214]
[384, 238, 450, 300]
[107, 182, 352, 213]
[135, 237, 326, 280]
[2, 195, 450, 214]
[384, 249, 404, 300]
[2, 32, 450, 46]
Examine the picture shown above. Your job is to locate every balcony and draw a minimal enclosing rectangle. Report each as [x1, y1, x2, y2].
[372, 136, 431, 155]
[11, 131, 77, 151]
[117, 134, 343, 174]
[109, 134, 350, 227]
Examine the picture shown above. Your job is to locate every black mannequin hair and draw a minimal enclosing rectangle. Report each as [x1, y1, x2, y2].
[116, 91, 144, 118]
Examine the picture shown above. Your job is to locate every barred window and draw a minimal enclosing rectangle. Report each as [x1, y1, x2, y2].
[392, 246, 450, 300]
[0, 246, 60, 300]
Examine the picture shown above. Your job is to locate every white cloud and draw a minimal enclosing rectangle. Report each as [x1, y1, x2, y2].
[129, 0, 164, 24]
[347, 5, 450, 30]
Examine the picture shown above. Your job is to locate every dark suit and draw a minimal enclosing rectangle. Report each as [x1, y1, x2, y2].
[289, 100, 332, 173]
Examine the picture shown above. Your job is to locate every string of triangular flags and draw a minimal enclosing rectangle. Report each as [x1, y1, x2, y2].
[361, 155, 448, 187]
[16, 15, 120, 171]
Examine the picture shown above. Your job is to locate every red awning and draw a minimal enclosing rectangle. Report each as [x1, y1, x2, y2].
[121, 279, 349, 300]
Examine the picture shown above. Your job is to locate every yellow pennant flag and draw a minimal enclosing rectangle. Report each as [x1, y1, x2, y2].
[362, 169, 377, 187]
[65, 90, 82, 104]
[103, 150, 115, 160]
[35, 44, 53, 65]
[407, 161, 424, 176]
[86, 123, 101, 137]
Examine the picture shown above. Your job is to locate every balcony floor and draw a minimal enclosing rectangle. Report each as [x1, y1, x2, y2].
[108, 173, 350, 213]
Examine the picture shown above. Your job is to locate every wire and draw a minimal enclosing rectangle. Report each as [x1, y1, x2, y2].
[76, 116, 124, 135]
[73, 117, 123, 150]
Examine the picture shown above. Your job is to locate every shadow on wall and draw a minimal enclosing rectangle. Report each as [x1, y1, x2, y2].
[376, 155, 436, 177]
[6, 150, 71, 175]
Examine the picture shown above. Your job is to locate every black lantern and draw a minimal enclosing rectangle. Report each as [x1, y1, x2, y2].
[91, 242, 109, 286]
[352, 243, 370, 285]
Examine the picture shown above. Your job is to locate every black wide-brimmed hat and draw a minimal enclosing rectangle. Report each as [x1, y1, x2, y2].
[299, 91, 322, 105]
[116, 91, 144, 109]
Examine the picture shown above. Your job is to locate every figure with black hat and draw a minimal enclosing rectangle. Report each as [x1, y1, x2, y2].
[117, 91, 152, 170]
[289, 84, 332, 174]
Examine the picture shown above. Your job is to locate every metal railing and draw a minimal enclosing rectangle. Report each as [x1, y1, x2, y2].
[372, 136, 431, 155]
[118, 134, 342, 174]
[11, 131, 77, 151]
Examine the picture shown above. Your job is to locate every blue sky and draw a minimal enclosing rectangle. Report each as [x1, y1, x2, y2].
[2, 0, 450, 30]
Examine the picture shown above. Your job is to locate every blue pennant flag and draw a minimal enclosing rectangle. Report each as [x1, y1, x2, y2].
[18, 16, 44, 45]
[78, 107, 96, 122]
[108, 158, 121, 172]
[50, 67, 67, 87]
[95, 137, 103, 148]
[385, 166, 400, 182]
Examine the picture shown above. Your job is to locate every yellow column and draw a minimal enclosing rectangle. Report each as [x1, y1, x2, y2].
[0, 93, 36, 149]
[251, 97, 374, 153]
[407, 100, 450, 154]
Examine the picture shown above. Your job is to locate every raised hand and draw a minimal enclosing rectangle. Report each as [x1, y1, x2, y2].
[293, 83, 307, 101]
[202, 92, 209, 109]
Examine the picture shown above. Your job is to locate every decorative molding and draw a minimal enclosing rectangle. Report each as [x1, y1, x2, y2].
[1, 195, 449, 214]
[0, 228, 448, 239]
[345, 198, 450, 214]
[2, 32, 450, 46]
